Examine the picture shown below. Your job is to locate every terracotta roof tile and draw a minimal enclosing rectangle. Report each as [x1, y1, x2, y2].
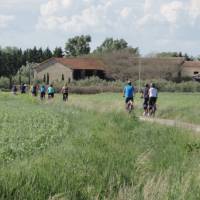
[35, 57, 105, 73]
[54, 58, 105, 70]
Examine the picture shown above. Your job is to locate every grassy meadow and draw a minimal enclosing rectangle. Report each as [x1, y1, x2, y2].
[67, 92, 200, 124]
[0, 92, 200, 199]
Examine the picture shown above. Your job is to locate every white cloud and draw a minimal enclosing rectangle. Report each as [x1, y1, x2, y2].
[40, 0, 60, 16]
[0, 0, 43, 9]
[37, 0, 114, 32]
[137, 14, 161, 27]
[40, 0, 72, 16]
[0, 15, 15, 28]
[120, 7, 132, 18]
[160, 1, 184, 25]
[144, 0, 154, 12]
[189, 0, 200, 21]
[1, 0, 200, 56]
[62, 0, 72, 8]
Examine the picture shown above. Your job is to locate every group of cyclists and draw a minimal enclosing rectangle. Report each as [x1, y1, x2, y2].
[12, 83, 69, 102]
[12, 80, 158, 116]
[123, 80, 158, 116]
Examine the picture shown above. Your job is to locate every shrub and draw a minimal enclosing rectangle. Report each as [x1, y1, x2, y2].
[0, 77, 9, 89]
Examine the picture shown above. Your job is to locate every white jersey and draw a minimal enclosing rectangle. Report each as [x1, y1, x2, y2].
[149, 87, 158, 98]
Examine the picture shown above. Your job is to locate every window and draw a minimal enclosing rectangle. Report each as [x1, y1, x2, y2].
[194, 71, 199, 75]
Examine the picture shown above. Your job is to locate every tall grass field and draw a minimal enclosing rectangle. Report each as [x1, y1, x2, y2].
[0, 92, 200, 200]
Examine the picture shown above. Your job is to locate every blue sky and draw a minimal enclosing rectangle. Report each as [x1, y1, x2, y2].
[0, 0, 200, 56]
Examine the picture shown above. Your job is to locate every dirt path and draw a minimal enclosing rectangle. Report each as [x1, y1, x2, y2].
[140, 117, 200, 133]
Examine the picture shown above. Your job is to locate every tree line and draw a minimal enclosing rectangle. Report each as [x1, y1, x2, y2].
[0, 46, 63, 87]
[0, 34, 197, 88]
[0, 35, 140, 86]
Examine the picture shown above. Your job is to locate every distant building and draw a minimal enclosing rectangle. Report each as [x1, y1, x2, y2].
[182, 61, 200, 77]
[34, 57, 200, 83]
[34, 57, 105, 83]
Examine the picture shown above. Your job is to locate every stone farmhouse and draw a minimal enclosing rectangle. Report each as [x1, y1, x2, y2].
[34, 57, 200, 82]
[34, 57, 105, 83]
[132, 58, 200, 79]
[182, 61, 200, 77]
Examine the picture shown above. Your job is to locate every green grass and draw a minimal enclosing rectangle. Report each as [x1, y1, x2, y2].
[66, 92, 200, 124]
[0, 93, 200, 199]
[156, 93, 200, 124]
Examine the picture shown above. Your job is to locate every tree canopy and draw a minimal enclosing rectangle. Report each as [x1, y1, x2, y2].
[94, 38, 139, 56]
[65, 35, 91, 57]
[156, 52, 194, 61]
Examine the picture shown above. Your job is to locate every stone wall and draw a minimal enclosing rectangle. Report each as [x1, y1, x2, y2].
[34, 63, 73, 83]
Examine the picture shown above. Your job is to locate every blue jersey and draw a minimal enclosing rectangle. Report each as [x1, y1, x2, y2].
[40, 86, 46, 93]
[124, 85, 134, 98]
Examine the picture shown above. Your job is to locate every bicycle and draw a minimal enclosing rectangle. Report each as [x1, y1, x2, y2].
[148, 103, 157, 117]
[48, 93, 54, 100]
[126, 100, 134, 113]
[63, 93, 68, 102]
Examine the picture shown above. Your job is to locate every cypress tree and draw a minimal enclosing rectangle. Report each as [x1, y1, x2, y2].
[62, 74, 65, 81]
[47, 73, 49, 84]
[43, 74, 46, 83]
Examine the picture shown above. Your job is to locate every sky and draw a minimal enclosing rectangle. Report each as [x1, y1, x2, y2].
[0, 0, 200, 56]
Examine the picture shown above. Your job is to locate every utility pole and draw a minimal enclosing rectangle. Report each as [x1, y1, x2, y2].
[139, 57, 141, 92]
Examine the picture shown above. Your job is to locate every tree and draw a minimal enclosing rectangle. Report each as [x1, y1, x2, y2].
[0, 47, 24, 88]
[93, 38, 139, 56]
[178, 52, 183, 57]
[94, 38, 128, 53]
[62, 74, 64, 81]
[43, 74, 46, 83]
[43, 47, 53, 60]
[53, 47, 63, 57]
[184, 53, 194, 61]
[47, 73, 49, 84]
[65, 35, 91, 57]
[16, 62, 35, 85]
[156, 52, 179, 58]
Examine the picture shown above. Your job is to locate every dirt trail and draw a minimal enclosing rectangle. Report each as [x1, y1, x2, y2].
[140, 117, 200, 133]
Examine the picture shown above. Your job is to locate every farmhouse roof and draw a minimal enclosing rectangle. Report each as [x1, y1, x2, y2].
[35, 57, 105, 73]
[182, 61, 200, 68]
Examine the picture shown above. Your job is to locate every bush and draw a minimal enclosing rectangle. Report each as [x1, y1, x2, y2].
[69, 86, 122, 94]
[0, 77, 9, 89]
[49, 78, 200, 94]
[140, 80, 200, 93]
[51, 77, 124, 94]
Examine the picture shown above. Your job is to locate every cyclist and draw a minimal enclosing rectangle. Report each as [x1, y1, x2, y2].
[61, 83, 69, 102]
[142, 83, 150, 116]
[148, 83, 158, 116]
[20, 83, 26, 94]
[40, 85, 46, 100]
[12, 85, 18, 95]
[123, 80, 135, 110]
[31, 84, 37, 96]
[47, 84, 55, 99]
